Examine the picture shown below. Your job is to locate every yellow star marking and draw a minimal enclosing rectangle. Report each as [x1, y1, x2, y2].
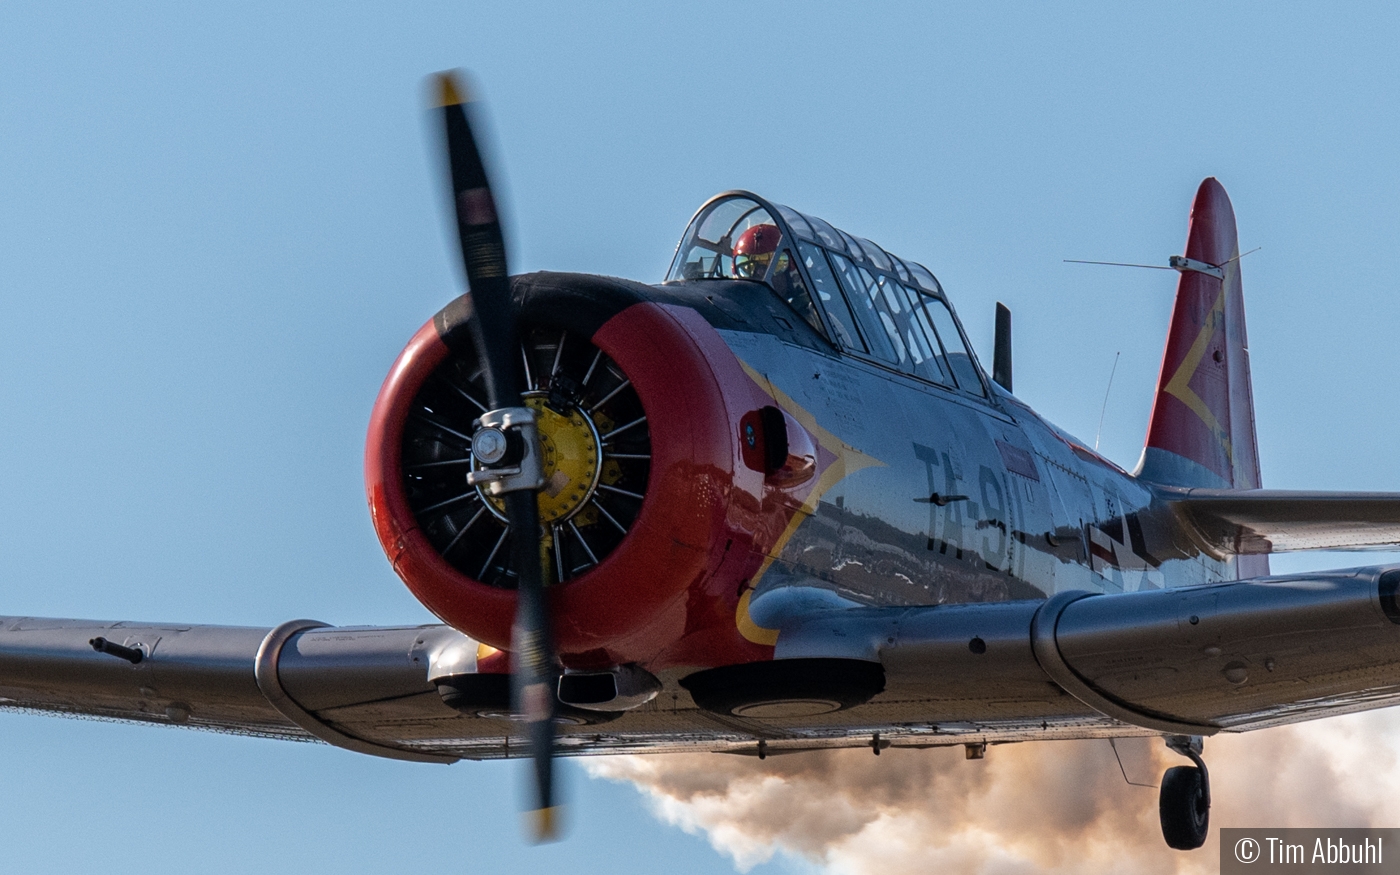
[1162, 256, 1238, 464]
[734, 360, 884, 645]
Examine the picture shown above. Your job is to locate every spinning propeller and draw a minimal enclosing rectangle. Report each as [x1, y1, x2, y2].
[434, 72, 560, 840]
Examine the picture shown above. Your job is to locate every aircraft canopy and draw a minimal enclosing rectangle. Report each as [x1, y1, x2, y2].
[665, 192, 985, 395]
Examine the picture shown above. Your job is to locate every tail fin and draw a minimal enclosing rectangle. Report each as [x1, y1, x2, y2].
[1137, 178, 1262, 493]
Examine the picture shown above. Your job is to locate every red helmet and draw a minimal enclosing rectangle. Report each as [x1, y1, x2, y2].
[732, 223, 781, 279]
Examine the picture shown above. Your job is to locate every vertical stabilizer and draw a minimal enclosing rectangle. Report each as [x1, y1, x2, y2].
[1138, 178, 1262, 496]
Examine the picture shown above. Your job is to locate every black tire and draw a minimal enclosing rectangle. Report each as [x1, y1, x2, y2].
[1159, 765, 1209, 850]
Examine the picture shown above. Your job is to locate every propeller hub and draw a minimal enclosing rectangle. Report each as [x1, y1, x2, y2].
[480, 394, 602, 525]
[471, 426, 509, 465]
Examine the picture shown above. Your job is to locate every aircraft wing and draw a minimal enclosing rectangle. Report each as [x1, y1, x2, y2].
[0, 617, 498, 762]
[0, 617, 774, 761]
[1, 615, 987, 760]
[10, 566, 1400, 759]
[771, 565, 1400, 736]
[1169, 489, 1400, 554]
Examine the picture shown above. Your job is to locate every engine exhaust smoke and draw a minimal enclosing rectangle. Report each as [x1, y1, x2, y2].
[587, 710, 1400, 874]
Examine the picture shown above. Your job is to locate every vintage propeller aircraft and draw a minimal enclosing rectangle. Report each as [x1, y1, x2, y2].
[6, 72, 1400, 852]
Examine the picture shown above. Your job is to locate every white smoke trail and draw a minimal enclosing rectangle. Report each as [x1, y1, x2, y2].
[586, 709, 1400, 874]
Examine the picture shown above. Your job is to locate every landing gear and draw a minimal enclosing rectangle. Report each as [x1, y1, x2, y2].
[1159, 735, 1210, 850]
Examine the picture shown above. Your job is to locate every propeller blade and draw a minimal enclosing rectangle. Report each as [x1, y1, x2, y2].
[508, 488, 559, 838]
[435, 71, 560, 840]
[436, 72, 518, 410]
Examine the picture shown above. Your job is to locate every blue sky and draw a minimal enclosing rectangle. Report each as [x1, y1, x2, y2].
[2, 3, 1399, 872]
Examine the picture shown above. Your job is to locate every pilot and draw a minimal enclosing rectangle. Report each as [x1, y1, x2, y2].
[732, 223, 824, 334]
[732, 223, 781, 279]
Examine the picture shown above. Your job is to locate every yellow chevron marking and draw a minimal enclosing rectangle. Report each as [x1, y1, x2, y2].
[1163, 282, 1232, 462]
[734, 360, 884, 645]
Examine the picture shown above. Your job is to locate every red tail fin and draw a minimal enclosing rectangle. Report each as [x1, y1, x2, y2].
[1138, 178, 1262, 493]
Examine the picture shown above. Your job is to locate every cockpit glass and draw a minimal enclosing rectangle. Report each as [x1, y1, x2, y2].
[925, 298, 985, 396]
[775, 204, 813, 240]
[907, 261, 940, 293]
[828, 251, 898, 364]
[770, 249, 824, 335]
[666, 192, 988, 396]
[804, 214, 846, 252]
[666, 197, 781, 282]
[799, 243, 865, 353]
[856, 237, 892, 272]
[838, 230, 864, 260]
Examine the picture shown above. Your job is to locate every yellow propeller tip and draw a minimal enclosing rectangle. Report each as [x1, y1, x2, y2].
[527, 806, 562, 842]
[435, 72, 468, 107]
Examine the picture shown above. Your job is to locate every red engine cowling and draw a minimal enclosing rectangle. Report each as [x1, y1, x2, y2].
[365, 273, 797, 669]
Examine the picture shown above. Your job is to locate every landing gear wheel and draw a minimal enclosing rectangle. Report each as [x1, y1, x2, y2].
[1159, 765, 1210, 850]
